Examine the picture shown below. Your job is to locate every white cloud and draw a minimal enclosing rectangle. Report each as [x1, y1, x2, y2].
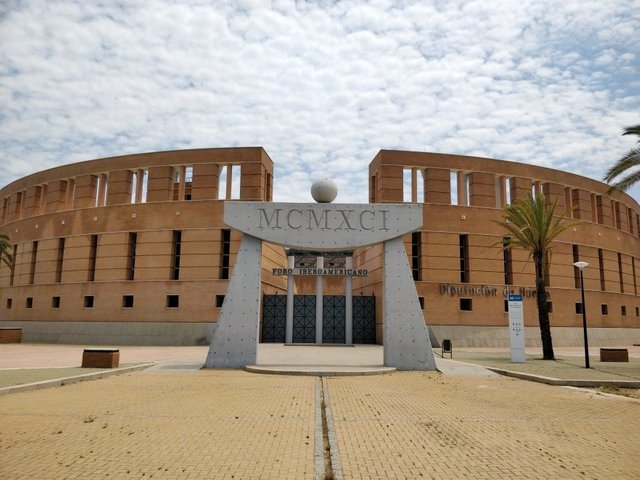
[0, 0, 638, 203]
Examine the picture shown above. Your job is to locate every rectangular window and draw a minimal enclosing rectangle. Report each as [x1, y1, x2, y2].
[418, 296, 425, 310]
[88, 235, 98, 282]
[614, 201, 622, 229]
[450, 171, 458, 205]
[122, 295, 134, 308]
[590, 194, 597, 223]
[26, 297, 33, 308]
[84, 295, 94, 308]
[216, 295, 225, 308]
[504, 299, 509, 312]
[171, 230, 182, 280]
[1, 197, 8, 223]
[6, 298, 12, 309]
[636, 306, 639, 317]
[55, 238, 65, 283]
[411, 232, 422, 281]
[621, 305, 627, 316]
[601, 304, 608, 315]
[29, 241, 38, 285]
[628, 208, 634, 235]
[618, 252, 624, 293]
[266, 172, 273, 202]
[52, 296, 60, 308]
[564, 187, 572, 217]
[403, 168, 412, 202]
[126, 232, 137, 281]
[166, 294, 179, 308]
[595, 195, 604, 224]
[459, 234, 470, 283]
[575, 302, 583, 314]
[9, 244, 17, 286]
[220, 229, 231, 279]
[460, 298, 472, 311]
[547, 301, 553, 314]
[572, 245, 580, 289]
[503, 237, 513, 285]
[15, 191, 24, 219]
[598, 249, 605, 291]
[633, 257, 637, 295]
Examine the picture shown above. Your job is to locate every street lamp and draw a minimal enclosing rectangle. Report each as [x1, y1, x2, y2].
[573, 261, 590, 368]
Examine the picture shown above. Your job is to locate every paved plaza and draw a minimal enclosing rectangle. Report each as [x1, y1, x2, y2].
[1, 345, 639, 479]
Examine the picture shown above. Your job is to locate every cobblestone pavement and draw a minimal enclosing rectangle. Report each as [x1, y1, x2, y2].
[327, 372, 640, 479]
[0, 370, 315, 479]
[1, 369, 639, 479]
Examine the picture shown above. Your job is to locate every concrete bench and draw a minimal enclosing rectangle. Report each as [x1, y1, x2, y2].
[82, 348, 120, 368]
[599, 348, 629, 363]
[0, 328, 22, 343]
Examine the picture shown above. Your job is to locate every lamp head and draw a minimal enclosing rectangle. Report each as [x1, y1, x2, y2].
[573, 261, 589, 270]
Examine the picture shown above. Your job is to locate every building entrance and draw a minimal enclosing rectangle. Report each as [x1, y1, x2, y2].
[261, 294, 376, 344]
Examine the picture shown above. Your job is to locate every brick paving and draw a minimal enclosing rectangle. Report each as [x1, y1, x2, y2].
[0, 370, 315, 479]
[327, 372, 640, 479]
[1, 367, 639, 479]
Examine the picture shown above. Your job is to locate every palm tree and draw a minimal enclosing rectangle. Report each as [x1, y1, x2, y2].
[603, 124, 640, 191]
[494, 194, 577, 360]
[0, 233, 12, 268]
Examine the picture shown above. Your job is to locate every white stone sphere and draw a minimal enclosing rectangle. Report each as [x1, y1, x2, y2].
[311, 178, 338, 203]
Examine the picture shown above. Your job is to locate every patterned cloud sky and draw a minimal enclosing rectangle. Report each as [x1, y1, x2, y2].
[1, 0, 638, 202]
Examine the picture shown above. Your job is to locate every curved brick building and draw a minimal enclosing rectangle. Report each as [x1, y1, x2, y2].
[1, 148, 639, 346]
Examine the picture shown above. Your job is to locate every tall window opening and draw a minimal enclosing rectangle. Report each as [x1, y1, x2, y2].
[29, 241, 38, 285]
[65, 179, 76, 208]
[595, 195, 604, 224]
[628, 208, 634, 234]
[614, 202, 622, 229]
[403, 169, 412, 202]
[632, 257, 637, 295]
[503, 237, 513, 285]
[459, 234, 470, 283]
[171, 230, 182, 280]
[598, 249, 605, 291]
[15, 191, 24, 219]
[450, 171, 458, 205]
[9, 245, 17, 286]
[88, 235, 98, 282]
[572, 245, 580, 288]
[618, 252, 624, 293]
[220, 229, 231, 279]
[55, 238, 65, 283]
[126, 232, 137, 281]
[218, 165, 240, 200]
[95, 174, 108, 207]
[411, 232, 422, 281]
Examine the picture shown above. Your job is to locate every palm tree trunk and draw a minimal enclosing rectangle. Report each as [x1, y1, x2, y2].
[534, 253, 554, 360]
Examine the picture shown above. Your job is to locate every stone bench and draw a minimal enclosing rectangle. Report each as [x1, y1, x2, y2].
[599, 348, 629, 363]
[82, 348, 120, 368]
[0, 328, 22, 343]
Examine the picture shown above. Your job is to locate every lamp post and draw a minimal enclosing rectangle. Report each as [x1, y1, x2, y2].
[573, 261, 590, 368]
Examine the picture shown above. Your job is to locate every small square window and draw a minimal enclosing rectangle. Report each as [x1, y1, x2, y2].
[52, 296, 61, 308]
[460, 298, 472, 311]
[575, 302, 583, 315]
[547, 302, 553, 313]
[601, 304, 608, 315]
[26, 297, 33, 308]
[621, 305, 626, 316]
[84, 296, 94, 308]
[418, 297, 425, 310]
[123, 295, 134, 308]
[6, 298, 12, 309]
[167, 294, 179, 308]
[215, 295, 225, 308]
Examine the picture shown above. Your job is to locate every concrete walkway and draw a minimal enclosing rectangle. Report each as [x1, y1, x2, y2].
[1, 364, 638, 479]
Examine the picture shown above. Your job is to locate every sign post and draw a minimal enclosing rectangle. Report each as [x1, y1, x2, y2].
[508, 294, 525, 363]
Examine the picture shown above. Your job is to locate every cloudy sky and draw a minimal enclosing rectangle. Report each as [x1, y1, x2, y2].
[1, 0, 639, 202]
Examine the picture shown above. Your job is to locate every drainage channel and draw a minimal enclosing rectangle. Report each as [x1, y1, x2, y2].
[315, 377, 343, 480]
